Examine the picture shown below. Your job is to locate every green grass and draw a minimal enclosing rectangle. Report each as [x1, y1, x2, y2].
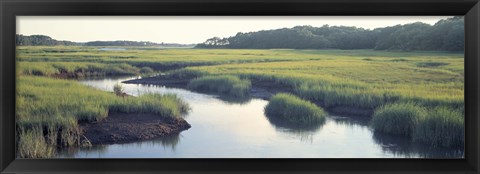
[175, 55, 463, 111]
[265, 93, 327, 125]
[187, 75, 251, 97]
[18, 62, 141, 78]
[413, 107, 464, 147]
[370, 102, 427, 137]
[17, 126, 56, 158]
[16, 46, 465, 150]
[16, 75, 189, 158]
[371, 103, 464, 147]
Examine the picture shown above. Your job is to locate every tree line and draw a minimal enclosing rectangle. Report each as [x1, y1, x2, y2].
[16, 35, 81, 46]
[196, 16, 464, 51]
[16, 35, 194, 47]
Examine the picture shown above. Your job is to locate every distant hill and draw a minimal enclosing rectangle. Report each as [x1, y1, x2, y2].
[196, 16, 464, 52]
[16, 34, 195, 47]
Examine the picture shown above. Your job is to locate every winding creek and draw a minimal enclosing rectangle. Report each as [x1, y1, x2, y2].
[56, 76, 464, 158]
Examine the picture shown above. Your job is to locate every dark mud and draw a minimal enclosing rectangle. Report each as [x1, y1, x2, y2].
[80, 112, 191, 145]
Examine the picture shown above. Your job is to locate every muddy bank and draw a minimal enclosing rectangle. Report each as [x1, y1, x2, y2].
[123, 75, 373, 117]
[80, 112, 191, 145]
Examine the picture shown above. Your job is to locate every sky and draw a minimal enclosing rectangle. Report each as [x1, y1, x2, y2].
[17, 16, 452, 44]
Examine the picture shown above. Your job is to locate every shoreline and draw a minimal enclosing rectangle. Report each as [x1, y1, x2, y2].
[123, 75, 374, 117]
[80, 112, 191, 145]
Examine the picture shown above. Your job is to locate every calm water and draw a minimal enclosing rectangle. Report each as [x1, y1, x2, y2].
[56, 76, 464, 158]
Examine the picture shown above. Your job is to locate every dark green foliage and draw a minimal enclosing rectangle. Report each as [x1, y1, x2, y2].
[16, 35, 81, 46]
[265, 93, 327, 125]
[16, 35, 194, 47]
[196, 17, 464, 52]
[371, 102, 427, 136]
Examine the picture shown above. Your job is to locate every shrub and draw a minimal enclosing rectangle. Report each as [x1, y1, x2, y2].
[140, 67, 155, 74]
[413, 107, 464, 147]
[370, 102, 427, 137]
[113, 83, 124, 96]
[187, 75, 251, 97]
[265, 93, 327, 125]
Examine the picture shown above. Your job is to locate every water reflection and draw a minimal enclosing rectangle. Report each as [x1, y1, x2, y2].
[58, 134, 182, 158]
[57, 76, 464, 158]
[372, 131, 464, 158]
[264, 112, 325, 132]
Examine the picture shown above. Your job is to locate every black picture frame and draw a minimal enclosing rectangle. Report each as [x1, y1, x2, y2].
[1, 0, 479, 173]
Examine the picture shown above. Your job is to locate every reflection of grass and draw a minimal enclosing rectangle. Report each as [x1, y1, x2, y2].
[187, 75, 251, 97]
[16, 76, 189, 158]
[265, 93, 327, 125]
[217, 95, 252, 105]
[372, 131, 464, 158]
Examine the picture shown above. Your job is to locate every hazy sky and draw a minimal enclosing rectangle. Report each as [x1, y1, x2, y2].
[17, 16, 451, 44]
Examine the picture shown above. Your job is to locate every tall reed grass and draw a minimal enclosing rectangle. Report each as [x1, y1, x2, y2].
[371, 103, 464, 147]
[412, 107, 464, 147]
[370, 102, 427, 137]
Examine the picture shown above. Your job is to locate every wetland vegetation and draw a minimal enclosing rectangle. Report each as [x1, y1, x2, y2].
[15, 16, 464, 158]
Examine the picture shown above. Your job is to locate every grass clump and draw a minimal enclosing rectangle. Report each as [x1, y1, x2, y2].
[17, 127, 56, 158]
[140, 66, 155, 74]
[109, 94, 190, 118]
[413, 107, 464, 148]
[370, 102, 427, 137]
[187, 75, 251, 97]
[113, 83, 124, 96]
[416, 61, 449, 68]
[265, 93, 327, 125]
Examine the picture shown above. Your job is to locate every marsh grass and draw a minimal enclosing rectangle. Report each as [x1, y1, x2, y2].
[17, 127, 56, 158]
[140, 66, 155, 74]
[265, 93, 327, 125]
[16, 76, 189, 158]
[413, 107, 464, 147]
[18, 62, 141, 78]
[187, 75, 251, 97]
[16, 47, 465, 152]
[371, 103, 464, 147]
[416, 61, 450, 68]
[110, 94, 190, 118]
[370, 102, 427, 137]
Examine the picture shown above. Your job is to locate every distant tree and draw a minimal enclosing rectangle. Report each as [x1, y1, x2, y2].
[195, 16, 464, 52]
[16, 34, 81, 46]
